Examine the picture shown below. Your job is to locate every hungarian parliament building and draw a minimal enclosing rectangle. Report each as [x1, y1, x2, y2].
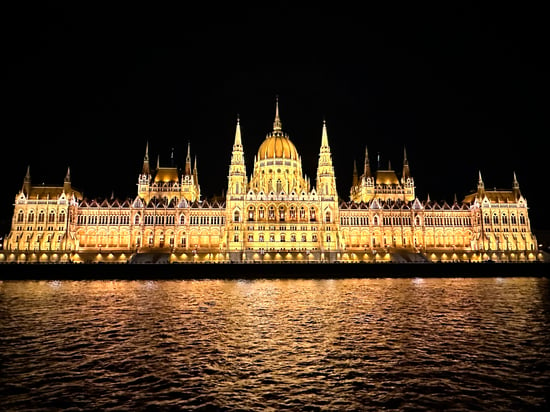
[1, 101, 542, 264]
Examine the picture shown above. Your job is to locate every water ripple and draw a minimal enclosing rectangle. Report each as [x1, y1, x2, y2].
[1, 277, 549, 411]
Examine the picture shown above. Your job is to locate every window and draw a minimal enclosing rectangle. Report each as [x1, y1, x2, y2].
[310, 207, 316, 221]
[234, 210, 240, 222]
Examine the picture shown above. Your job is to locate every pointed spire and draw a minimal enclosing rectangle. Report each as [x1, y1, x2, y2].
[477, 170, 485, 198]
[321, 118, 329, 148]
[64, 166, 72, 193]
[512, 171, 521, 199]
[234, 115, 242, 147]
[273, 95, 282, 133]
[142, 142, 150, 175]
[478, 171, 484, 188]
[364, 145, 372, 177]
[402, 146, 411, 179]
[185, 142, 192, 175]
[23, 165, 32, 195]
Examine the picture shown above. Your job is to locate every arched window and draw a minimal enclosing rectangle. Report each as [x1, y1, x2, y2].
[501, 213, 508, 225]
[48, 211, 56, 223]
[279, 206, 285, 221]
[180, 215, 185, 225]
[38, 211, 45, 223]
[493, 214, 498, 224]
[59, 211, 66, 223]
[310, 207, 316, 221]
[233, 210, 240, 222]
[17, 210, 24, 223]
[134, 214, 141, 225]
[248, 206, 255, 221]
[289, 206, 296, 219]
[520, 214, 526, 225]
[325, 211, 331, 223]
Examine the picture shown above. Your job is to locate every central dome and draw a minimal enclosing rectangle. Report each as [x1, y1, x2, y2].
[256, 97, 299, 161]
[257, 134, 299, 161]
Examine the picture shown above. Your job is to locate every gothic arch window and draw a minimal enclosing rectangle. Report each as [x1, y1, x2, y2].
[38, 211, 45, 223]
[415, 216, 421, 226]
[279, 206, 285, 221]
[325, 211, 331, 223]
[233, 210, 240, 222]
[310, 207, 316, 221]
[277, 179, 282, 193]
[373, 216, 379, 225]
[268, 206, 275, 220]
[501, 213, 508, 225]
[248, 206, 255, 221]
[519, 214, 526, 225]
[511, 214, 517, 224]
[289, 206, 296, 219]
[180, 215, 185, 225]
[300, 207, 306, 220]
[493, 214, 498, 224]
[484, 215, 490, 225]
[48, 211, 56, 223]
[17, 210, 24, 223]
[134, 214, 141, 225]
[259, 207, 265, 219]
[59, 211, 66, 223]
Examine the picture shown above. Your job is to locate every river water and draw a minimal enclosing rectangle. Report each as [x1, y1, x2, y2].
[1, 277, 549, 411]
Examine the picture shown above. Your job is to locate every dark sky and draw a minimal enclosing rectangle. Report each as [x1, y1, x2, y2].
[4, 4, 548, 234]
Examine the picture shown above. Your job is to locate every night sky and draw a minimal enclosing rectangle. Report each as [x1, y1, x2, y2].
[4, 4, 548, 236]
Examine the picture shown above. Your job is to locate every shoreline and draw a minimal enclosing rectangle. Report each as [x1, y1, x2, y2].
[0, 261, 548, 280]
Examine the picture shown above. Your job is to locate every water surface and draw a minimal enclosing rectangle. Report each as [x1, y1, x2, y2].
[1, 277, 549, 411]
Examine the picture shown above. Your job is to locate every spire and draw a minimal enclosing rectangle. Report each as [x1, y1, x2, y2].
[185, 142, 192, 175]
[156, 155, 160, 170]
[352, 160, 358, 186]
[363, 145, 372, 177]
[234, 115, 242, 147]
[477, 171, 485, 197]
[23, 165, 32, 195]
[170, 147, 175, 167]
[402, 146, 411, 179]
[478, 171, 484, 188]
[142, 142, 150, 175]
[273, 95, 282, 133]
[64, 166, 72, 193]
[512, 171, 521, 199]
[321, 118, 329, 149]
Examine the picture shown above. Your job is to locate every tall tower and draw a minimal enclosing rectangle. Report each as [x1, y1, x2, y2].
[315, 119, 340, 256]
[225, 116, 248, 257]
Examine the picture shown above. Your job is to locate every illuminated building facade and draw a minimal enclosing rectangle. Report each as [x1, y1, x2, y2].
[1, 100, 541, 263]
